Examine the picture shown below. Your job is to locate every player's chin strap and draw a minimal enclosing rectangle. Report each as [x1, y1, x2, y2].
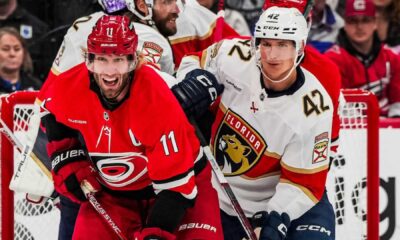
[257, 52, 305, 84]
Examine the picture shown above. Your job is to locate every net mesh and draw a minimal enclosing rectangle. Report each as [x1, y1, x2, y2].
[326, 101, 369, 240]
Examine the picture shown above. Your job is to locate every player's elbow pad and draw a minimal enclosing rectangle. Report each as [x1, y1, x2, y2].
[171, 69, 223, 118]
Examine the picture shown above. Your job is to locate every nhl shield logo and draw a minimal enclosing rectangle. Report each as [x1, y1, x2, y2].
[214, 109, 267, 176]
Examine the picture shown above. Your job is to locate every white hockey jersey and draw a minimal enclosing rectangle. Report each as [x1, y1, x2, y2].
[51, 11, 175, 76]
[178, 38, 333, 221]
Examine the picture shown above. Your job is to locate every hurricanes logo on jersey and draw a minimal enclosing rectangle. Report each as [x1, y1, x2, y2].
[90, 152, 148, 188]
[214, 109, 267, 176]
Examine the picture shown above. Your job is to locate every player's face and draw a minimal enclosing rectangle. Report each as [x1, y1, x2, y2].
[344, 16, 376, 45]
[0, 33, 24, 73]
[152, 0, 180, 37]
[91, 54, 132, 102]
[258, 38, 297, 80]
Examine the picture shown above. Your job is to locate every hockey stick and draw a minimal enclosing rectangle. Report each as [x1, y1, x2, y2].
[81, 181, 128, 240]
[189, 118, 257, 240]
[0, 118, 51, 180]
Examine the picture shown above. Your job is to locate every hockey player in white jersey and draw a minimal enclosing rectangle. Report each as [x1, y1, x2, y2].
[51, 0, 176, 77]
[176, 6, 335, 240]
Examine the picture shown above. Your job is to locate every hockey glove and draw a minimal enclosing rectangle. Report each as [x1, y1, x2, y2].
[252, 211, 291, 240]
[52, 160, 101, 204]
[134, 227, 176, 240]
[171, 69, 223, 118]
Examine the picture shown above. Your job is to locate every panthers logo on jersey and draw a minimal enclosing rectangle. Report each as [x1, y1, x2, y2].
[214, 109, 267, 176]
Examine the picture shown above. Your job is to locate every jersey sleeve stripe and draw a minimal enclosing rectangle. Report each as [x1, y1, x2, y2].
[181, 186, 198, 199]
[152, 171, 195, 190]
[200, 49, 208, 69]
[264, 150, 281, 159]
[279, 179, 319, 203]
[281, 161, 329, 174]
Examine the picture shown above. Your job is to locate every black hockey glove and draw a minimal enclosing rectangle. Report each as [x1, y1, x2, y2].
[171, 69, 224, 118]
[252, 211, 291, 240]
[134, 227, 175, 240]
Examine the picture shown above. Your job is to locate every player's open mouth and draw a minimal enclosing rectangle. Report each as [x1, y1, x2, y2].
[103, 78, 118, 87]
[169, 16, 177, 23]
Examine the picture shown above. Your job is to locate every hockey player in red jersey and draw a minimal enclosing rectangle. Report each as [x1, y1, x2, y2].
[177, 6, 335, 240]
[44, 0, 234, 238]
[38, 15, 223, 240]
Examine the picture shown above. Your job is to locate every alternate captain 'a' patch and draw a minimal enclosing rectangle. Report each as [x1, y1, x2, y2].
[312, 132, 329, 164]
[142, 41, 163, 64]
[214, 109, 267, 176]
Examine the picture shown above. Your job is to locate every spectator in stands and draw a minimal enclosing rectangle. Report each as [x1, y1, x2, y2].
[18, 0, 101, 29]
[325, 0, 400, 117]
[197, 0, 251, 35]
[0, 27, 41, 94]
[308, 0, 344, 53]
[0, 0, 50, 82]
[373, 0, 400, 54]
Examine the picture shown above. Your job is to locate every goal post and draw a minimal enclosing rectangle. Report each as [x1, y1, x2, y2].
[326, 89, 379, 240]
[0, 91, 60, 240]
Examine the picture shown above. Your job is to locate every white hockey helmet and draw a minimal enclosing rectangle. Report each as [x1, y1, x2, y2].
[125, 0, 154, 21]
[254, 6, 308, 54]
[98, 0, 154, 21]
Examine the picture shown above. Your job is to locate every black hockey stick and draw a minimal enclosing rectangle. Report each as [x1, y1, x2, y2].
[81, 181, 128, 240]
[189, 118, 257, 240]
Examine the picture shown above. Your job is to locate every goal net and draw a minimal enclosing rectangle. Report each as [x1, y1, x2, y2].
[0, 91, 60, 240]
[326, 89, 380, 240]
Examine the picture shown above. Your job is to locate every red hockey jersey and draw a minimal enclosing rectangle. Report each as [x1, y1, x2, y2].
[38, 63, 200, 198]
